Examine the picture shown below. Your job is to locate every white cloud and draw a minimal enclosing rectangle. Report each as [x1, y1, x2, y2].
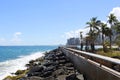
[11, 32, 22, 44]
[62, 7, 120, 40]
[62, 28, 89, 39]
[0, 38, 6, 42]
[0, 32, 23, 45]
[14, 32, 22, 37]
[110, 7, 120, 21]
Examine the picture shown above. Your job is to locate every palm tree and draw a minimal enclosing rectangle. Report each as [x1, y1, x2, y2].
[114, 22, 120, 34]
[108, 14, 117, 25]
[86, 17, 101, 52]
[107, 13, 118, 49]
[115, 35, 120, 49]
[104, 27, 113, 49]
[85, 35, 91, 51]
[114, 22, 120, 48]
[100, 23, 107, 52]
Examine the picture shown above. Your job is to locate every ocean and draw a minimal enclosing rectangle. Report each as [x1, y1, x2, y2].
[0, 46, 57, 80]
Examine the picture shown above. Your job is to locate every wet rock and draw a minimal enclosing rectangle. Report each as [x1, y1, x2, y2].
[65, 58, 71, 62]
[76, 74, 84, 80]
[19, 77, 29, 80]
[27, 66, 44, 77]
[65, 63, 74, 67]
[56, 52, 64, 57]
[52, 68, 65, 77]
[43, 76, 56, 80]
[59, 56, 66, 60]
[44, 66, 56, 72]
[41, 71, 52, 77]
[66, 67, 75, 70]
[58, 59, 66, 64]
[43, 61, 53, 67]
[56, 75, 68, 80]
[29, 66, 44, 72]
[66, 74, 76, 80]
[7, 48, 84, 80]
[29, 76, 43, 80]
[43, 61, 58, 67]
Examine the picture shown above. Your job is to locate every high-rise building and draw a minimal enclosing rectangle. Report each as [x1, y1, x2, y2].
[67, 38, 80, 45]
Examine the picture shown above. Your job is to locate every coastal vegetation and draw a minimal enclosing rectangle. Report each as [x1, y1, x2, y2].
[4, 70, 28, 80]
[96, 48, 120, 58]
[80, 13, 120, 57]
[80, 14, 120, 59]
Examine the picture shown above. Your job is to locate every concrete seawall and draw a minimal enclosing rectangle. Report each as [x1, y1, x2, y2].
[61, 48, 120, 80]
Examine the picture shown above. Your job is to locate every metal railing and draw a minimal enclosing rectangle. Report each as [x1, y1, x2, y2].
[62, 47, 120, 72]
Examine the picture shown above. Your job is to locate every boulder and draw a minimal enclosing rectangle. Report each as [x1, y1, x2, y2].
[66, 74, 76, 80]
[27, 66, 44, 77]
[56, 75, 68, 80]
[52, 68, 65, 77]
[44, 66, 56, 72]
[65, 63, 74, 67]
[43, 76, 56, 80]
[76, 74, 84, 80]
[58, 60, 66, 64]
[29, 76, 43, 80]
[56, 52, 64, 57]
[41, 71, 52, 77]
[43, 61, 54, 67]
[29, 66, 44, 72]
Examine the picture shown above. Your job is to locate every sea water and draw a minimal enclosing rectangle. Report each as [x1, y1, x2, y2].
[0, 46, 57, 80]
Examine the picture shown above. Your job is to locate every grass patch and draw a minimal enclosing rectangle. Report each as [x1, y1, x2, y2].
[96, 49, 120, 58]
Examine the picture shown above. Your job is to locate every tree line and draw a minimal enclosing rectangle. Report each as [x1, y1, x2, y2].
[80, 14, 120, 52]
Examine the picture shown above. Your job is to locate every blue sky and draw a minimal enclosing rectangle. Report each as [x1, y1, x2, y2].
[0, 0, 120, 45]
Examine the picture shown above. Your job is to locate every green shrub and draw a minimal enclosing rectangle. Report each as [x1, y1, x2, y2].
[4, 70, 28, 80]
[15, 70, 25, 75]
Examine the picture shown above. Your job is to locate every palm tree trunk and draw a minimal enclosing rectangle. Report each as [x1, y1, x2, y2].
[85, 39, 88, 51]
[80, 32, 83, 51]
[110, 35, 112, 49]
[110, 24, 112, 50]
[102, 34, 105, 52]
[80, 43, 83, 51]
[91, 39, 95, 52]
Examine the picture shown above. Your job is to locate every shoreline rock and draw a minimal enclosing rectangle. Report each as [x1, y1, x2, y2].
[4, 48, 84, 80]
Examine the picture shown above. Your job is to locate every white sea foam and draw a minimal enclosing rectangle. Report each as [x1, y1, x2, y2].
[0, 51, 44, 80]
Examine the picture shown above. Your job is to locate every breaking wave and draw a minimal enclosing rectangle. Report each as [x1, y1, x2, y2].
[0, 51, 44, 80]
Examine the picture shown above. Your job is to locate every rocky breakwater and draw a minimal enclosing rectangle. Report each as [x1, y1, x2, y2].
[4, 48, 84, 80]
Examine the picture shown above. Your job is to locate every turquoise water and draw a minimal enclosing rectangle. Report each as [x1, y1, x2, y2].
[0, 46, 57, 80]
[0, 46, 57, 62]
